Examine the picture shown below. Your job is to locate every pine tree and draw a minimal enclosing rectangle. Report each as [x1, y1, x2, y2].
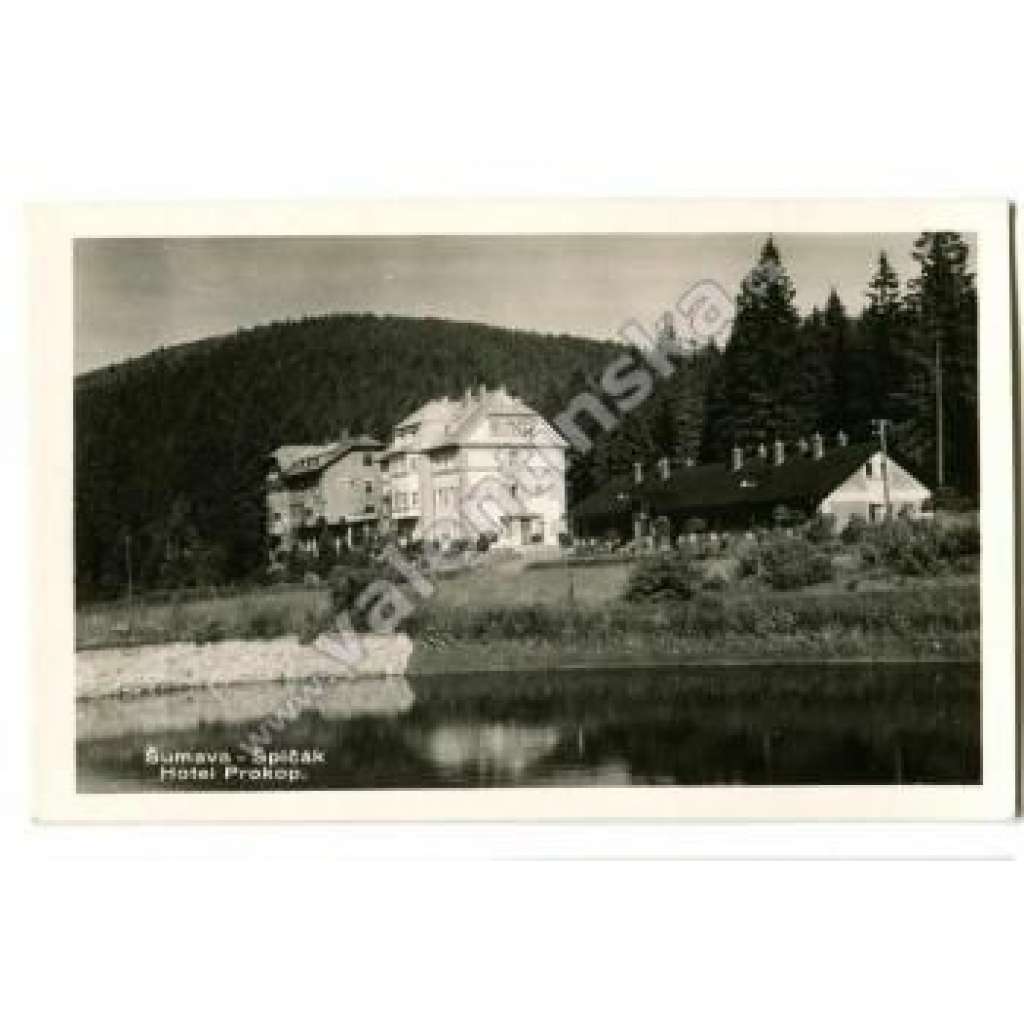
[899, 232, 978, 495]
[703, 237, 803, 456]
[821, 288, 853, 434]
[859, 251, 907, 424]
[784, 305, 832, 440]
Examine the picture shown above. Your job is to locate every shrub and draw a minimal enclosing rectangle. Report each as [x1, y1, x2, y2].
[475, 533, 492, 553]
[244, 604, 290, 640]
[932, 487, 976, 513]
[761, 537, 834, 591]
[328, 564, 382, 617]
[738, 549, 762, 579]
[624, 552, 703, 602]
[841, 514, 869, 544]
[805, 513, 836, 544]
[860, 518, 979, 577]
[192, 618, 226, 644]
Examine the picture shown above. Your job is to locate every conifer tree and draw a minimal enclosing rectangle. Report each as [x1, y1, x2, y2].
[859, 251, 907, 424]
[821, 288, 853, 434]
[703, 237, 802, 456]
[899, 232, 978, 494]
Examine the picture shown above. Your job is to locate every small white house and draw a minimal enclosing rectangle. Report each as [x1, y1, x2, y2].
[816, 448, 932, 530]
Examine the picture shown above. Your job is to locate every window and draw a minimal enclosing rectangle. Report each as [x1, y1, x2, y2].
[869, 503, 884, 523]
[365, 481, 373, 495]
[411, 492, 419, 508]
[865, 461, 874, 479]
[363, 453, 373, 467]
[509, 484, 518, 499]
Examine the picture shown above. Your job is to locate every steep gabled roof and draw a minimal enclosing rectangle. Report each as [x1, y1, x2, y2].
[270, 435, 383, 478]
[572, 441, 888, 519]
[386, 386, 563, 455]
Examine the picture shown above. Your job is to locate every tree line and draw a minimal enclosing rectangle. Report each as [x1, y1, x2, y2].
[572, 232, 978, 505]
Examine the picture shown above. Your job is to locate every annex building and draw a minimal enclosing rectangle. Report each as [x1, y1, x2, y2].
[572, 432, 932, 542]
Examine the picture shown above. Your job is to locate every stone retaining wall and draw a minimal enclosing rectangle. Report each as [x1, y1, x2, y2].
[76, 634, 413, 700]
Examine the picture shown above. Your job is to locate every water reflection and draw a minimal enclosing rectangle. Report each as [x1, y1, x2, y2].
[421, 724, 561, 779]
[77, 662, 980, 791]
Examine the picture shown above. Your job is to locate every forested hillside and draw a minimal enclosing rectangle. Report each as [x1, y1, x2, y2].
[74, 315, 626, 599]
[75, 231, 978, 601]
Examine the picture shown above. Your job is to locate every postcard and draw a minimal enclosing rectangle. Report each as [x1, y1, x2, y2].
[31, 199, 1017, 820]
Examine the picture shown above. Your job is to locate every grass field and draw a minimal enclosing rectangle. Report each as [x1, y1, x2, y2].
[75, 585, 331, 650]
[75, 559, 631, 649]
[428, 559, 632, 610]
[75, 549, 979, 665]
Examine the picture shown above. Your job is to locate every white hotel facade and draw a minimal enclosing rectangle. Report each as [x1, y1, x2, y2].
[380, 385, 569, 548]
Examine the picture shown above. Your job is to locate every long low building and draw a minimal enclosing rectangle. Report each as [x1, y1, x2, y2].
[571, 434, 932, 541]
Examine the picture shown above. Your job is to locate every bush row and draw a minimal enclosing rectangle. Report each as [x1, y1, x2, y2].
[403, 587, 979, 643]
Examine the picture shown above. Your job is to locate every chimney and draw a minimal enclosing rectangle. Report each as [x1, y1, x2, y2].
[463, 387, 472, 407]
[836, 429, 849, 448]
[798, 437, 809, 456]
[756, 442, 768, 461]
[811, 431, 824, 460]
[633, 461, 644, 485]
[478, 384, 487, 400]
[658, 456, 670, 482]
[731, 446, 743, 472]
[773, 440, 785, 466]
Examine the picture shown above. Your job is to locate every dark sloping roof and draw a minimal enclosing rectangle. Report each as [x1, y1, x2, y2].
[572, 442, 882, 519]
[271, 435, 383, 479]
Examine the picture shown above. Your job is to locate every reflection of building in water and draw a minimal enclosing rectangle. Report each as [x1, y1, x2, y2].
[424, 723, 561, 778]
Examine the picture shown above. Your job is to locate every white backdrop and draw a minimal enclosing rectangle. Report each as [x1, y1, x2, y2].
[2, 2, 1021, 1021]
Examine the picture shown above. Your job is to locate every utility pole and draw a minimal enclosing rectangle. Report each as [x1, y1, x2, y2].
[872, 418, 893, 520]
[125, 531, 134, 634]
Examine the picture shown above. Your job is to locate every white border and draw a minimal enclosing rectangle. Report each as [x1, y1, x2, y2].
[31, 199, 1016, 822]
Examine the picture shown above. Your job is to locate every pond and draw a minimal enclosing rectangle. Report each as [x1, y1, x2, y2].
[76, 662, 980, 791]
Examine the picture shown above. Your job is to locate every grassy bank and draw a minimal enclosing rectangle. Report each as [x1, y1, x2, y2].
[75, 585, 330, 650]
[75, 559, 631, 650]
[407, 635, 979, 676]
[76, 541, 980, 669]
[405, 582, 980, 669]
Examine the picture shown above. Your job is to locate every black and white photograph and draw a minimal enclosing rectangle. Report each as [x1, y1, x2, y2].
[48, 202, 1011, 813]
